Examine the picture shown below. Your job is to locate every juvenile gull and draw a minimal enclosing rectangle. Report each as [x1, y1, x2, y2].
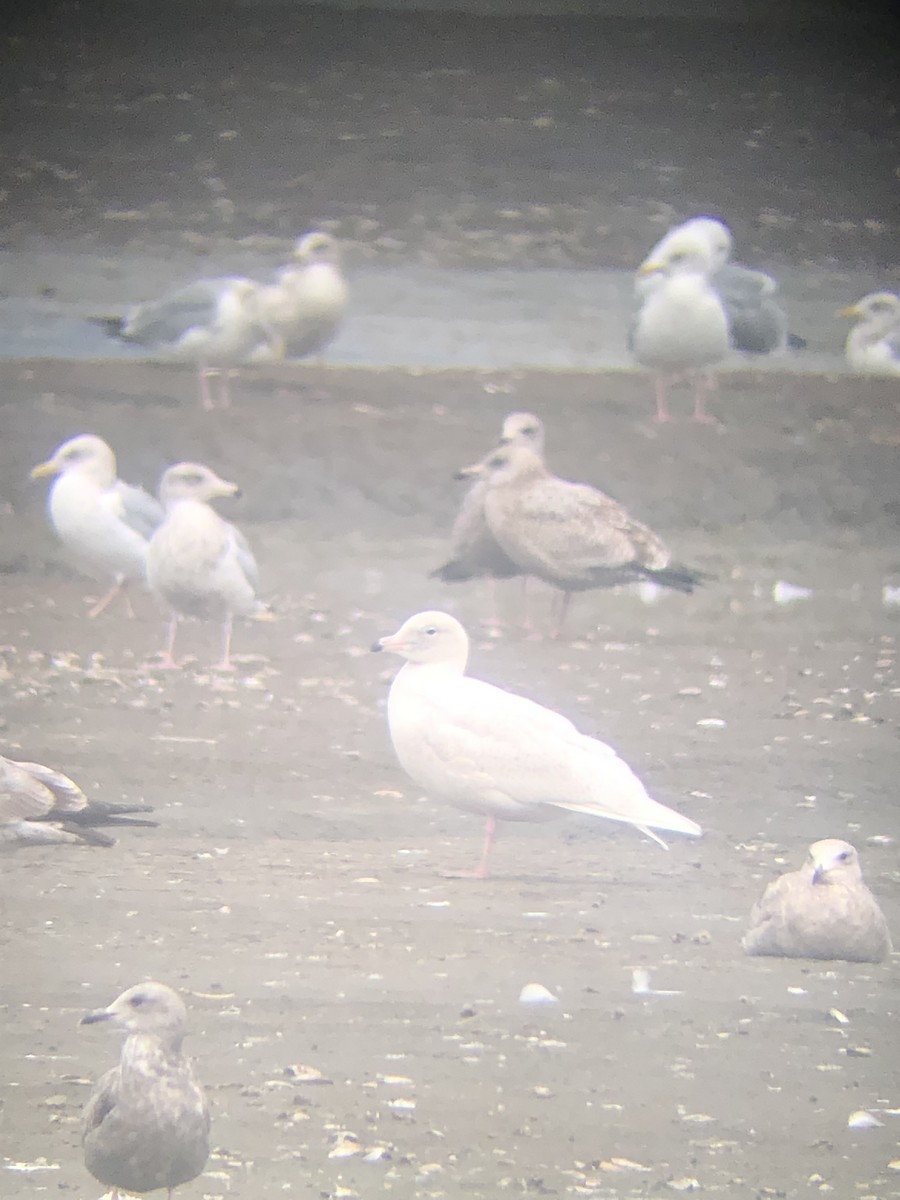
[840, 292, 900, 377]
[30, 434, 163, 618]
[1, 753, 155, 849]
[372, 610, 701, 877]
[432, 412, 545, 602]
[252, 230, 349, 362]
[639, 216, 796, 357]
[96, 275, 280, 410]
[81, 982, 210, 1200]
[742, 839, 892, 963]
[632, 227, 730, 423]
[465, 442, 706, 637]
[147, 462, 263, 671]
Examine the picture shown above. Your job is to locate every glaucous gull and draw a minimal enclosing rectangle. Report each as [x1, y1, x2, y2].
[840, 292, 900, 377]
[81, 982, 210, 1200]
[462, 441, 706, 637]
[146, 462, 263, 671]
[632, 226, 730, 423]
[639, 216, 797, 357]
[742, 839, 892, 963]
[432, 412, 545, 611]
[96, 275, 281, 410]
[372, 610, 702, 877]
[252, 230, 349, 362]
[30, 434, 163, 618]
[1, 753, 155, 849]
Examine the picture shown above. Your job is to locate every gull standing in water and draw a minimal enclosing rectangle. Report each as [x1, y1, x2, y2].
[30, 434, 163, 618]
[147, 463, 263, 671]
[373, 611, 701, 877]
[81, 982, 210, 1200]
[840, 292, 900, 377]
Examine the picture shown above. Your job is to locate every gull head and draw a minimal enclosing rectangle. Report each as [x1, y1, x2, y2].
[498, 411, 545, 454]
[30, 434, 117, 486]
[456, 441, 543, 485]
[292, 230, 341, 264]
[839, 292, 900, 324]
[807, 839, 864, 886]
[373, 610, 469, 667]
[637, 229, 717, 282]
[159, 462, 241, 507]
[81, 981, 189, 1039]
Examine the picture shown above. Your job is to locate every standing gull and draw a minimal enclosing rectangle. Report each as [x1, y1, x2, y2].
[1, 753, 155, 849]
[31, 434, 163, 618]
[81, 982, 210, 1200]
[840, 292, 900, 377]
[372, 610, 701, 877]
[96, 275, 280, 410]
[742, 839, 892, 962]
[252, 230, 349, 362]
[466, 442, 705, 637]
[147, 462, 263, 671]
[632, 227, 731, 423]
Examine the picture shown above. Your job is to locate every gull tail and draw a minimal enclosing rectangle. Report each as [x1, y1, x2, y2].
[640, 562, 711, 594]
[89, 315, 127, 339]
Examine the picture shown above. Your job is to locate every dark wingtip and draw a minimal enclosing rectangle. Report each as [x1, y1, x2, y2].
[787, 332, 807, 351]
[89, 315, 127, 337]
[370, 640, 383, 652]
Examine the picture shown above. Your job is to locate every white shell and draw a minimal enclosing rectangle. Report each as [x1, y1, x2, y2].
[848, 1109, 884, 1129]
[518, 982, 559, 1006]
[773, 580, 813, 604]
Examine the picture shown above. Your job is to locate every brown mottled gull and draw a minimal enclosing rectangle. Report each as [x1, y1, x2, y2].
[432, 411, 545, 587]
[81, 982, 210, 1200]
[97, 275, 280, 410]
[30, 434, 163, 619]
[840, 292, 900, 377]
[372, 610, 701, 877]
[252, 230, 349, 362]
[467, 442, 705, 637]
[742, 839, 892, 963]
[147, 463, 263, 671]
[1, 753, 155, 849]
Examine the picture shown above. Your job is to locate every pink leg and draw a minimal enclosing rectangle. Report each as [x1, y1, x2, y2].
[86, 579, 124, 619]
[198, 366, 216, 412]
[652, 375, 673, 423]
[147, 615, 182, 670]
[441, 816, 497, 879]
[692, 373, 721, 424]
[212, 615, 235, 672]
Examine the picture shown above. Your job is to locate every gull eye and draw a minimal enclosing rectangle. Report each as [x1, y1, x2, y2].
[129, 994, 146, 1008]
[837, 849, 851, 862]
[489, 455, 505, 469]
[424, 627, 437, 637]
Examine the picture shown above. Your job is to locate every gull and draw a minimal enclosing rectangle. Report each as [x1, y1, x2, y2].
[463, 441, 706, 637]
[252, 230, 349, 362]
[632, 226, 731, 423]
[432, 412, 545, 625]
[81, 982, 210, 1200]
[147, 462, 262, 671]
[30, 434, 163, 618]
[1, 753, 155, 849]
[840, 292, 900, 377]
[96, 275, 280, 410]
[742, 839, 892, 963]
[639, 216, 797, 357]
[372, 610, 701, 877]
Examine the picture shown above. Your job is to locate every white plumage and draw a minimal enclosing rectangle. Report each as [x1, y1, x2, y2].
[374, 610, 701, 877]
[252, 230, 348, 362]
[841, 291, 900, 377]
[30, 434, 162, 618]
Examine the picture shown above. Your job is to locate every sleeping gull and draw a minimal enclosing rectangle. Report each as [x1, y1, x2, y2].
[840, 292, 900, 377]
[742, 839, 892, 963]
[252, 230, 349, 362]
[632, 227, 731, 423]
[1, 753, 155, 849]
[372, 610, 702, 877]
[462, 441, 706, 637]
[96, 275, 280, 410]
[147, 462, 263, 671]
[30, 434, 163, 618]
[81, 981, 210, 1200]
[432, 412, 545, 625]
[639, 216, 797, 358]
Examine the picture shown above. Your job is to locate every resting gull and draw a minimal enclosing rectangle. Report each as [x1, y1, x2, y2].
[81, 981, 210, 1200]
[252, 230, 349, 362]
[30, 434, 163, 618]
[96, 275, 280, 410]
[372, 610, 701, 877]
[432, 412, 545, 599]
[840, 292, 900, 377]
[147, 462, 263, 671]
[742, 839, 892, 963]
[464, 441, 706, 637]
[639, 216, 796, 358]
[1, 753, 156, 849]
